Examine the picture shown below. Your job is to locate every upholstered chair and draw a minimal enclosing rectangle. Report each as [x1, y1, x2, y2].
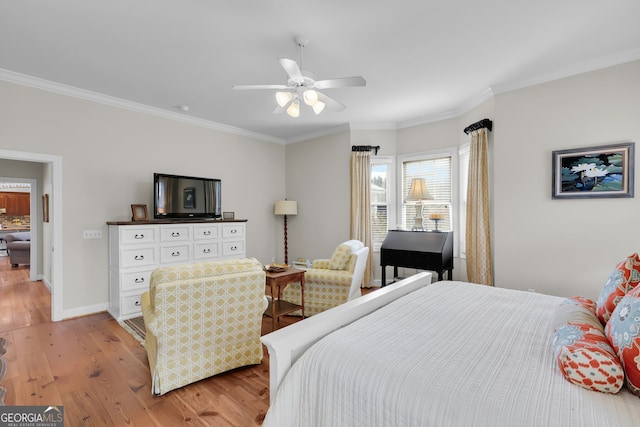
[140, 257, 267, 395]
[5, 232, 30, 267]
[282, 240, 369, 316]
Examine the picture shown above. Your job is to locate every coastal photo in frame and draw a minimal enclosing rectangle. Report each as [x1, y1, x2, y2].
[552, 142, 635, 199]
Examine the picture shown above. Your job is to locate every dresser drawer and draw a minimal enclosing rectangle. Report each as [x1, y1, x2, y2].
[121, 293, 144, 316]
[222, 224, 244, 239]
[160, 225, 191, 242]
[193, 224, 220, 241]
[222, 240, 244, 257]
[121, 246, 157, 268]
[194, 241, 220, 260]
[160, 243, 190, 264]
[120, 226, 158, 245]
[121, 269, 154, 292]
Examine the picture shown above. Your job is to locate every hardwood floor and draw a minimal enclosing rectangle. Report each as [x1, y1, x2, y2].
[0, 256, 305, 426]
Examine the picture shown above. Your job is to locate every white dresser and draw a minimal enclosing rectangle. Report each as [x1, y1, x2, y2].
[107, 220, 246, 321]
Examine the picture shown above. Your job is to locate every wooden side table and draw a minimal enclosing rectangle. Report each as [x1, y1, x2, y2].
[264, 267, 305, 332]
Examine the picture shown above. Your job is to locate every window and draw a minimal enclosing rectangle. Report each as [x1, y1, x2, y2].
[370, 157, 394, 251]
[399, 149, 456, 233]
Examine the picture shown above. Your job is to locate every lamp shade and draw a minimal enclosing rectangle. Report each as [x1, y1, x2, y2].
[274, 200, 298, 216]
[406, 178, 432, 201]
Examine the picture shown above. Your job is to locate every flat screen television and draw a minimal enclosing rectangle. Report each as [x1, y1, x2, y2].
[154, 173, 221, 219]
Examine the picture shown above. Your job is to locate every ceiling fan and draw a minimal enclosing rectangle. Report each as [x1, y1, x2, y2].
[233, 36, 366, 117]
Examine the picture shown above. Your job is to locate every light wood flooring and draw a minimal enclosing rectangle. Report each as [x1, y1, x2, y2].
[0, 255, 304, 426]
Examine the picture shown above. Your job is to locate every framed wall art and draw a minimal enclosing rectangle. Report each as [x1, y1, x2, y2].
[42, 194, 49, 222]
[552, 142, 635, 199]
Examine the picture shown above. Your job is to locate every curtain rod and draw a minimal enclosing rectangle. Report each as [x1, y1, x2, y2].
[351, 145, 380, 155]
[463, 118, 493, 135]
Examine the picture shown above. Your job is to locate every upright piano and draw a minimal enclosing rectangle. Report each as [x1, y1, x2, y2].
[380, 230, 453, 286]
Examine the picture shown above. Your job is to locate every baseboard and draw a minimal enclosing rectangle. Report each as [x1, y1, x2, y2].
[62, 302, 109, 320]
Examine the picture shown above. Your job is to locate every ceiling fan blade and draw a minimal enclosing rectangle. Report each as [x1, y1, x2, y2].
[233, 84, 290, 90]
[279, 58, 304, 83]
[318, 92, 346, 112]
[314, 76, 366, 89]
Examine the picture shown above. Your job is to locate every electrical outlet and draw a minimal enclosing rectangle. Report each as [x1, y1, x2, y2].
[83, 230, 102, 239]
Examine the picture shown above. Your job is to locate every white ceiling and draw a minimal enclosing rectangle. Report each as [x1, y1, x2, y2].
[1, 1, 639, 143]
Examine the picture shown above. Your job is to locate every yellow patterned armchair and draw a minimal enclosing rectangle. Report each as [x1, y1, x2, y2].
[140, 257, 267, 395]
[282, 240, 369, 316]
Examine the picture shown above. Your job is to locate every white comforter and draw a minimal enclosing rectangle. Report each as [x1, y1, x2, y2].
[264, 281, 640, 427]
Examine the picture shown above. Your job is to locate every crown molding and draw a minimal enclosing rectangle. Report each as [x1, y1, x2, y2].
[283, 123, 352, 144]
[491, 49, 640, 95]
[0, 69, 285, 144]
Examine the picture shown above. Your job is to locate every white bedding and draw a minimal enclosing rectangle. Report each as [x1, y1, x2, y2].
[263, 281, 640, 427]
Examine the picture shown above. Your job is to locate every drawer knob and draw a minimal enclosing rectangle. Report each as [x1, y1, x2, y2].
[134, 234, 145, 239]
[135, 301, 141, 306]
[134, 277, 145, 283]
[134, 255, 144, 260]
[230, 246, 237, 251]
[230, 229, 237, 234]
[203, 248, 211, 254]
[171, 232, 180, 237]
[203, 230, 211, 236]
[171, 251, 180, 257]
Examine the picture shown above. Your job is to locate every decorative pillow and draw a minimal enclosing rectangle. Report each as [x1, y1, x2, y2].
[596, 253, 640, 324]
[551, 297, 600, 331]
[553, 323, 624, 393]
[552, 301, 624, 393]
[605, 284, 640, 396]
[329, 244, 352, 270]
[561, 296, 597, 314]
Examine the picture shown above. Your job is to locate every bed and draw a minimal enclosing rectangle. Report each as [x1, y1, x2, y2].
[260, 273, 640, 427]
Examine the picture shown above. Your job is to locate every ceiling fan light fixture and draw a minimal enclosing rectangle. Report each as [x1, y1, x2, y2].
[312, 100, 325, 115]
[286, 99, 300, 117]
[303, 89, 318, 106]
[275, 91, 293, 108]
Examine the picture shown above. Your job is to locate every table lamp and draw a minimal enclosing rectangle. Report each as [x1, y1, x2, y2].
[406, 178, 432, 231]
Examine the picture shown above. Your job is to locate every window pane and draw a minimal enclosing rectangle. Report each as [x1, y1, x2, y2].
[371, 163, 388, 248]
[402, 156, 452, 231]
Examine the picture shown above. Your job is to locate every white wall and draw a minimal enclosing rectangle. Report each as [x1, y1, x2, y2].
[0, 80, 286, 317]
[493, 59, 640, 299]
[284, 131, 352, 262]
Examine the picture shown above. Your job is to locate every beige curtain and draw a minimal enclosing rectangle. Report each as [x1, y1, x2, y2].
[466, 128, 493, 285]
[350, 150, 373, 287]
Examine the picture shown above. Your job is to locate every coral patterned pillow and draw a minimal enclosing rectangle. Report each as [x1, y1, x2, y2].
[596, 253, 640, 324]
[551, 297, 600, 332]
[562, 296, 597, 313]
[605, 284, 640, 396]
[553, 321, 624, 394]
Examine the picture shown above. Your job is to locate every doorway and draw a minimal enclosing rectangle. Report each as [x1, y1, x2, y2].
[0, 180, 37, 280]
[0, 149, 63, 321]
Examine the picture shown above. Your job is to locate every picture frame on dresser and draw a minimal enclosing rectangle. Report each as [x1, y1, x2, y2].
[223, 211, 235, 220]
[131, 204, 149, 221]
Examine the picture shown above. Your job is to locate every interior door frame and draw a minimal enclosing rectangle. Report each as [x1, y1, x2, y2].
[0, 149, 63, 321]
